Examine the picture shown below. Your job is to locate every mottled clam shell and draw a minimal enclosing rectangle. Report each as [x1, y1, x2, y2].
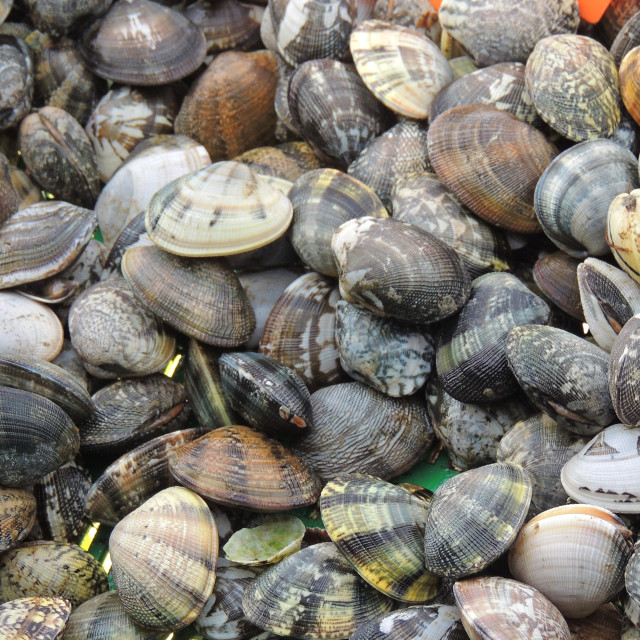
[219, 352, 312, 436]
[234, 145, 312, 182]
[336, 300, 434, 397]
[609, 314, 640, 425]
[525, 34, 621, 141]
[0, 488, 36, 552]
[258, 271, 344, 391]
[578, 257, 640, 352]
[23, 0, 110, 37]
[62, 590, 164, 640]
[505, 325, 615, 435]
[122, 245, 255, 346]
[242, 542, 394, 639]
[0, 153, 18, 224]
[561, 424, 640, 513]
[534, 139, 638, 257]
[78, 0, 206, 85]
[68, 277, 176, 379]
[438, 0, 579, 66]
[626, 543, 640, 628]
[427, 104, 558, 233]
[0, 35, 33, 132]
[533, 251, 583, 321]
[611, 12, 640, 66]
[102, 211, 151, 280]
[169, 426, 323, 511]
[607, 190, 640, 284]
[454, 576, 571, 640]
[145, 161, 292, 257]
[18, 107, 100, 208]
[350, 19, 452, 119]
[0, 387, 80, 487]
[509, 504, 633, 618]
[289, 168, 388, 277]
[109, 486, 218, 631]
[291, 382, 434, 482]
[423, 462, 532, 579]
[332, 217, 471, 324]
[0, 596, 70, 640]
[0, 541, 108, 606]
[320, 474, 439, 602]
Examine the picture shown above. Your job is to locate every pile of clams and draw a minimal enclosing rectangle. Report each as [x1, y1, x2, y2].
[7, 0, 640, 636]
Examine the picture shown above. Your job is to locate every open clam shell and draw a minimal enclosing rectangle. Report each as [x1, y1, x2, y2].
[0, 488, 36, 553]
[0, 596, 71, 640]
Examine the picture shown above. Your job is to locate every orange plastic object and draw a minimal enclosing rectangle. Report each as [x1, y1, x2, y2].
[430, 0, 441, 9]
[579, 0, 612, 23]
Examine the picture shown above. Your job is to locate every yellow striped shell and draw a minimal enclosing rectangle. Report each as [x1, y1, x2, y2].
[0, 596, 71, 640]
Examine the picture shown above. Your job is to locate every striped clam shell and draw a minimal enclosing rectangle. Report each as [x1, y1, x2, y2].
[505, 324, 615, 435]
[122, 245, 255, 346]
[427, 104, 558, 233]
[525, 34, 621, 141]
[320, 474, 439, 602]
[0, 596, 71, 640]
[533, 251, 584, 321]
[611, 12, 640, 67]
[0, 488, 36, 552]
[534, 139, 639, 258]
[109, 486, 218, 631]
[423, 462, 532, 579]
[169, 426, 322, 511]
[0, 541, 108, 606]
[609, 314, 640, 425]
[0, 35, 33, 133]
[625, 543, 640, 628]
[606, 190, 640, 285]
[145, 161, 292, 257]
[242, 542, 394, 639]
[454, 576, 571, 640]
[350, 20, 452, 119]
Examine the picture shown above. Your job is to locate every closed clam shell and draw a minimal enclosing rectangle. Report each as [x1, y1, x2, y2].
[566, 603, 622, 640]
[561, 424, 640, 512]
[242, 542, 394, 639]
[169, 425, 322, 511]
[122, 245, 255, 346]
[320, 474, 439, 602]
[0, 153, 19, 224]
[534, 139, 638, 258]
[145, 161, 292, 257]
[620, 46, 640, 126]
[290, 382, 434, 482]
[0, 35, 33, 132]
[438, 0, 579, 66]
[68, 277, 176, 379]
[0, 596, 70, 640]
[533, 251, 583, 321]
[233, 144, 317, 183]
[578, 257, 640, 352]
[332, 217, 471, 324]
[0, 488, 36, 552]
[525, 34, 621, 141]
[625, 543, 640, 628]
[109, 486, 218, 631]
[423, 462, 532, 579]
[609, 314, 640, 425]
[453, 576, 571, 640]
[509, 504, 633, 618]
[505, 325, 615, 435]
[78, 0, 206, 85]
[0, 292, 63, 361]
[612, 12, 640, 66]
[350, 19, 452, 119]
[0, 387, 80, 487]
[23, 0, 110, 37]
[0, 541, 108, 606]
[607, 190, 640, 284]
[427, 104, 558, 233]
[0, 201, 96, 290]
[289, 168, 388, 277]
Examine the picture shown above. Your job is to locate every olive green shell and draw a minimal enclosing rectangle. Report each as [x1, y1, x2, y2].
[242, 542, 394, 639]
[423, 462, 532, 579]
[0, 488, 36, 552]
[0, 596, 71, 640]
[320, 474, 439, 602]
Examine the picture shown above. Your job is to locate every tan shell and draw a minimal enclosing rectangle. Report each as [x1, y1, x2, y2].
[607, 190, 640, 284]
[0, 488, 36, 552]
[0, 596, 71, 640]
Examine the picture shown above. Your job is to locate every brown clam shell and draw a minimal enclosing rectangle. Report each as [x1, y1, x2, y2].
[533, 251, 584, 321]
[620, 46, 640, 127]
[0, 488, 36, 552]
[0, 596, 71, 640]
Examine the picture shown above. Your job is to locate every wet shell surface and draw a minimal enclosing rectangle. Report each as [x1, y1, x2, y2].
[145, 161, 293, 257]
[122, 245, 255, 346]
[0, 596, 71, 640]
[0, 487, 36, 552]
[607, 190, 640, 284]
[533, 251, 584, 321]
[349, 19, 453, 119]
[609, 314, 640, 425]
[525, 34, 621, 141]
[242, 542, 394, 639]
[169, 425, 323, 511]
[319, 474, 439, 602]
[109, 486, 218, 631]
[423, 462, 532, 579]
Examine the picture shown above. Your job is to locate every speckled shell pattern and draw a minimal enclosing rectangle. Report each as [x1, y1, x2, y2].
[427, 104, 558, 233]
[436, 272, 551, 404]
[609, 314, 640, 425]
[533, 251, 584, 321]
[319, 474, 439, 602]
[423, 462, 532, 579]
[626, 543, 640, 627]
[290, 381, 434, 482]
[505, 325, 616, 435]
[0, 596, 71, 640]
[0, 488, 36, 552]
[0, 35, 34, 133]
[109, 486, 218, 631]
[242, 542, 394, 639]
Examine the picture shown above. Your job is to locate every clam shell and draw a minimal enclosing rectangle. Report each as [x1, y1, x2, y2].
[606, 190, 640, 285]
[23, 0, 110, 37]
[242, 542, 394, 639]
[9, 166, 43, 209]
[566, 603, 622, 640]
[233, 143, 319, 183]
[0, 596, 70, 640]
[609, 314, 640, 425]
[0, 488, 36, 552]
[620, 46, 640, 126]
[0, 153, 19, 224]
[0, 35, 33, 132]
[611, 12, 640, 66]
[625, 543, 640, 628]
[109, 486, 218, 631]
[532, 251, 583, 321]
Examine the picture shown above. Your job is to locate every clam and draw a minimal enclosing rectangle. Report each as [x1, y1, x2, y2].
[566, 603, 622, 640]
[0, 596, 71, 640]
[23, 0, 110, 37]
[607, 190, 640, 285]
[0, 153, 19, 223]
[625, 543, 640, 629]
[611, 12, 640, 66]
[0, 35, 33, 132]
[0, 488, 36, 552]
[233, 144, 319, 183]
[620, 46, 640, 126]
[609, 314, 640, 425]
[533, 251, 584, 321]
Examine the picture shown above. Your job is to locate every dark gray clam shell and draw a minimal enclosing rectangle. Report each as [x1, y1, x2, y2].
[436, 272, 551, 404]
[102, 211, 153, 280]
[611, 11, 640, 66]
[219, 352, 312, 436]
[23, 0, 112, 38]
[290, 381, 434, 482]
[0, 386, 80, 487]
[505, 324, 615, 435]
[0, 35, 33, 132]
[609, 313, 640, 425]
[626, 543, 640, 627]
